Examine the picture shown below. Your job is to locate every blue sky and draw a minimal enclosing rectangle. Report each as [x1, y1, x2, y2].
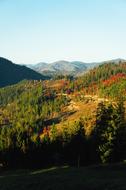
[0, 0, 126, 64]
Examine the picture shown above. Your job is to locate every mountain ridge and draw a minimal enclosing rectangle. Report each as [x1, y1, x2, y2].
[26, 58, 126, 76]
[0, 57, 48, 87]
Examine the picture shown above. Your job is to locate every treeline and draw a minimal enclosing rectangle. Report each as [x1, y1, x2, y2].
[81, 62, 126, 86]
[0, 81, 69, 168]
[65, 62, 126, 98]
[0, 93, 126, 168]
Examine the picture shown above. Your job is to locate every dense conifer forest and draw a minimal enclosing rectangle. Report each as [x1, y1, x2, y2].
[0, 61, 126, 168]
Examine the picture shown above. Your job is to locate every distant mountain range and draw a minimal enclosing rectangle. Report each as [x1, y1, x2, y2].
[0, 57, 125, 88]
[27, 59, 125, 76]
[0, 57, 48, 87]
[27, 60, 91, 76]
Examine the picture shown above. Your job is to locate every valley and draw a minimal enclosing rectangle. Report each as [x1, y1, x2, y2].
[0, 59, 126, 169]
[1, 0, 126, 189]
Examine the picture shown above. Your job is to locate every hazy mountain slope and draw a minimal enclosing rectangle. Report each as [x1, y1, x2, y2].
[27, 62, 48, 71]
[0, 57, 48, 87]
[27, 59, 126, 76]
[27, 60, 87, 76]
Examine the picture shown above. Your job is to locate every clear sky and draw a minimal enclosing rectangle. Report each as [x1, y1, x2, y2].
[0, 0, 126, 64]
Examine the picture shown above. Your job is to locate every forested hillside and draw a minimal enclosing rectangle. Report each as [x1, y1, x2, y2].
[0, 62, 126, 168]
[0, 57, 48, 87]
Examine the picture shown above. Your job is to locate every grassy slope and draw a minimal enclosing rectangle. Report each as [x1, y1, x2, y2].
[0, 164, 126, 190]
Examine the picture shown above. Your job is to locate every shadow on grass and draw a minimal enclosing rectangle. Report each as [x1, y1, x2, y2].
[0, 166, 69, 178]
[1, 164, 126, 190]
[44, 111, 76, 126]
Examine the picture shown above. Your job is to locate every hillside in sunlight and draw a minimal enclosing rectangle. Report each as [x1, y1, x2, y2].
[0, 61, 126, 169]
